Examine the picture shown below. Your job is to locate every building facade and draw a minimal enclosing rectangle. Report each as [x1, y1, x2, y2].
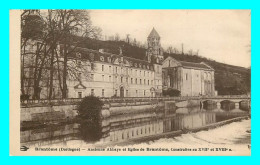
[67, 47, 162, 98]
[22, 28, 164, 99]
[69, 29, 164, 98]
[162, 56, 215, 96]
[21, 28, 215, 99]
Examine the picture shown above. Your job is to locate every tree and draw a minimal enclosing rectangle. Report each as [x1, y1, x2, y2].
[115, 33, 120, 41]
[77, 95, 104, 142]
[21, 10, 101, 99]
[21, 10, 45, 96]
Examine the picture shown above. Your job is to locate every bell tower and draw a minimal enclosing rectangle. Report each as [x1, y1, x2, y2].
[146, 28, 164, 62]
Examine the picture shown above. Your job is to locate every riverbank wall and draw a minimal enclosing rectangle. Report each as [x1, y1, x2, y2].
[20, 99, 200, 123]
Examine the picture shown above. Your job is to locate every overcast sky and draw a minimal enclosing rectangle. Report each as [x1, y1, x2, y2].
[89, 10, 251, 68]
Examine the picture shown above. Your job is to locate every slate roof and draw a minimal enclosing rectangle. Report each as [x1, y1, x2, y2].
[148, 28, 160, 38]
[65, 46, 155, 71]
[179, 61, 213, 70]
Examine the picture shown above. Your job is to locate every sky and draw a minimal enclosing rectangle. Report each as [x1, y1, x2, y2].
[89, 10, 251, 68]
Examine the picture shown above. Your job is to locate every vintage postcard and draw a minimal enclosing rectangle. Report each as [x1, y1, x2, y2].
[10, 9, 251, 156]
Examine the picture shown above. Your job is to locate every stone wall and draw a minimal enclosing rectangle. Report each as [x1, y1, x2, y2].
[20, 99, 200, 123]
[21, 105, 78, 122]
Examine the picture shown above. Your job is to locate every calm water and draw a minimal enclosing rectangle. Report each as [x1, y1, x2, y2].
[21, 106, 250, 150]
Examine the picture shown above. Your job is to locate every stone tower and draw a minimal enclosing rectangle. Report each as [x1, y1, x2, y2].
[146, 28, 164, 62]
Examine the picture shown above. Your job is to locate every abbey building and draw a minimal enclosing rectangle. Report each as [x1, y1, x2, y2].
[22, 28, 215, 99]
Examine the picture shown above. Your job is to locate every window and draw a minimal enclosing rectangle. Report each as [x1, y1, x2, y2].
[144, 79, 146, 85]
[116, 67, 118, 73]
[102, 75, 104, 81]
[135, 70, 137, 76]
[77, 60, 82, 67]
[78, 92, 82, 98]
[144, 71, 145, 76]
[144, 90, 146, 96]
[102, 89, 104, 97]
[121, 67, 123, 74]
[148, 80, 150, 85]
[140, 79, 142, 84]
[109, 76, 111, 82]
[102, 65, 104, 71]
[140, 71, 141, 76]
[151, 80, 153, 85]
[78, 73, 81, 80]
[135, 78, 137, 84]
[115, 76, 117, 82]
[131, 69, 132, 74]
[136, 90, 138, 97]
[121, 77, 123, 83]
[186, 73, 188, 80]
[91, 63, 94, 70]
[126, 68, 128, 74]
[109, 66, 111, 72]
[126, 77, 128, 84]
[131, 78, 133, 84]
[91, 74, 94, 81]
[91, 89, 94, 96]
[126, 90, 128, 97]
[115, 90, 118, 96]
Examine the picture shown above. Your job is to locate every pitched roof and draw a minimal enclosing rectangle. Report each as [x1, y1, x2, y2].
[179, 61, 213, 70]
[74, 82, 86, 89]
[148, 28, 160, 38]
[65, 46, 155, 71]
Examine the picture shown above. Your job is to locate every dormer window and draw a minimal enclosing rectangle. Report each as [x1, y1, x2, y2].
[100, 56, 104, 62]
[107, 57, 111, 63]
[89, 53, 94, 61]
[76, 52, 81, 58]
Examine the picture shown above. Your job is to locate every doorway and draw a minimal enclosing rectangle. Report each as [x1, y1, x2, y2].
[120, 87, 124, 97]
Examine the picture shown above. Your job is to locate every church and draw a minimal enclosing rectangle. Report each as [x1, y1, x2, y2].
[162, 56, 215, 96]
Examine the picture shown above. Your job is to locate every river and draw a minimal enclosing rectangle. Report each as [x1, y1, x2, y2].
[20, 106, 250, 155]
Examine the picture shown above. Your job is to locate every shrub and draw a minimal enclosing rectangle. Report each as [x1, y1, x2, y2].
[20, 94, 30, 101]
[77, 95, 104, 142]
[163, 88, 181, 97]
[77, 95, 104, 120]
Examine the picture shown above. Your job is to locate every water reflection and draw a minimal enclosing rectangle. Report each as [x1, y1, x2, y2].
[21, 105, 249, 147]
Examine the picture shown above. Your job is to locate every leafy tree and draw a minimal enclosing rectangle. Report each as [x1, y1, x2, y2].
[77, 95, 104, 142]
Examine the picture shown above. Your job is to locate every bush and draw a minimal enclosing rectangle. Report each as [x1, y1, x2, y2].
[163, 88, 181, 97]
[77, 95, 104, 142]
[77, 95, 104, 120]
[20, 94, 30, 101]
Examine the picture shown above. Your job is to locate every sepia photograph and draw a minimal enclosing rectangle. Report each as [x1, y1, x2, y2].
[10, 9, 251, 156]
